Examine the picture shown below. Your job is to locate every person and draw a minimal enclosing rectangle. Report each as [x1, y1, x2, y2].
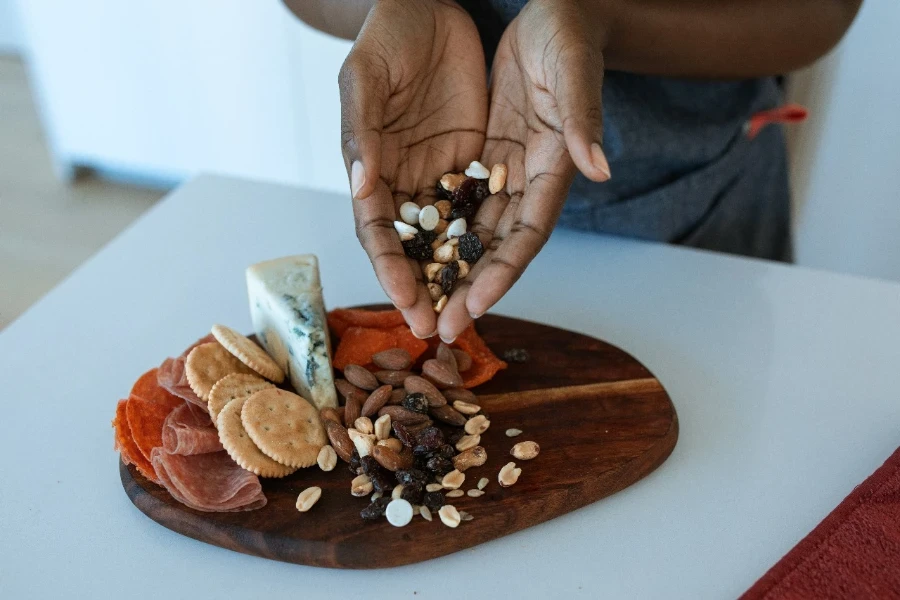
[284, 0, 862, 342]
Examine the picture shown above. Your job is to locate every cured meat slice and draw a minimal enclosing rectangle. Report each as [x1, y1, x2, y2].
[157, 356, 208, 412]
[126, 369, 184, 462]
[113, 399, 158, 483]
[162, 402, 223, 455]
[150, 449, 266, 512]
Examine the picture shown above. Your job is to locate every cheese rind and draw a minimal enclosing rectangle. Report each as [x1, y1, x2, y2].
[246, 255, 337, 409]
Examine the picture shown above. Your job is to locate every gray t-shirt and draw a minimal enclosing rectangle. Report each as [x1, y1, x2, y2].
[460, 0, 791, 261]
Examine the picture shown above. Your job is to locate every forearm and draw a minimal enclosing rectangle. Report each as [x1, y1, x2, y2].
[282, 0, 374, 40]
[585, 0, 863, 78]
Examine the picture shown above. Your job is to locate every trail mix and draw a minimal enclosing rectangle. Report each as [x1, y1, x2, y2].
[393, 161, 508, 313]
[317, 343, 538, 527]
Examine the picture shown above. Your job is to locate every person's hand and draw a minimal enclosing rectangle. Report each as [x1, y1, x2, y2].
[340, 0, 488, 338]
[436, 0, 611, 342]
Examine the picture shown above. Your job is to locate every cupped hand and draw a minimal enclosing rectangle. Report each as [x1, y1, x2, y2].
[339, 0, 488, 338]
[437, 0, 612, 342]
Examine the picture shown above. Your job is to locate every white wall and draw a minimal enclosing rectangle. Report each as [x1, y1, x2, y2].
[791, 0, 900, 281]
[0, 0, 25, 54]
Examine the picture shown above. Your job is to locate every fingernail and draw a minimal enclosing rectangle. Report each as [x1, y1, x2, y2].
[350, 160, 366, 199]
[469, 311, 483, 320]
[440, 336, 456, 344]
[413, 329, 437, 340]
[590, 143, 611, 181]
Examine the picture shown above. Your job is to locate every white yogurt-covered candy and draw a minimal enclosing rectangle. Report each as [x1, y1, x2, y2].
[385, 498, 414, 527]
[446, 218, 467, 239]
[399, 202, 421, 226]
[418, 205, 440, 231]
[465, 161, 490, 179]
[394, 221, 418, 236]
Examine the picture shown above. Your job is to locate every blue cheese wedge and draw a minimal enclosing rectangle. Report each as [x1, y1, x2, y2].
[246, 255, 337, 409]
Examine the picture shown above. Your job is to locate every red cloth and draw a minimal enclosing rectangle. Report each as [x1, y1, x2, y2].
[742, 447, 900, 600]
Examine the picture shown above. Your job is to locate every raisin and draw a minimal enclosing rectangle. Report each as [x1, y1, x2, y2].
[457, 232, 484, 263]
[396, 468, 428, 486]
[419, 228, 437, 245]
[452, 177, 479, 206]
[447, 429, 464, 446]
[435, 179, 452, 200]
[423, 491, 444, 512]
[449, 204, 477, 221]
[415, 426, 444, 450]
[412, 444, 432, 457]
[360, 455, 380, 477]
[502, 348, 530, 363]
[360, 497, 391, 521]
[436, 443, 455, 459]
[348, 449, 361, 475]
[439, 261, 459, 296]
[426, 456, 454, 476]
[402, 392, 429, 414]
[400, 482, 425, 505]
[392, 422, 417, 447]
[370, 469, 395, 493]
[473, 178, 491, 202]
[402, 234, 432, 260]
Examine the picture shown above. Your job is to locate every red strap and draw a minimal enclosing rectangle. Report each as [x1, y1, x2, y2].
[745, 103, 808, 139]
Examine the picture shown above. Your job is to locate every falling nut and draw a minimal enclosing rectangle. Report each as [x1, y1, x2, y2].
[464, 414, 491, 435]
[498, 461, 522, 487]
[489, 163, 508, 194]
[457, 260, 470, 279]
[511, 441, 540, 460]
[316, 445, 338, 472]
[296, 486, 322, 512]
[439, 505, 461, 528]
[441, 469, 466, 489]
[453, 446, 487, 472]
[453, 400, 481, 415]
[372, 348, 413, 371]
[373, 414, 392, 440]
[434, 295, 448, 314]
[456, 434, 480, 451]
[452, 350, 473, 372]
[422, 359, 463, 388]
[477, 477, 489, 490]
[354, 416, 374, 435]
[440, 172, 466, 192]
[427, 283, 443, 301]
[351, 474, 373, 496]
[424, 262, 443, 282]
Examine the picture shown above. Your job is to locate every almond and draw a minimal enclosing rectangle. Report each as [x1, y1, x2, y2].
[429, 404, 467, 427]
[422, 359, 463, 388]
[378, 405, 432, 425]
[404, 375, 447, 407]
[361, 384, 392, 417]
[344, 394, 361, 426]
[325, 421, 354, 463]
[335, 379, 368, 404]
[344, 364, 379, 390]
[371, 348, 412, 370]
[388, 388, 406, 405]
[319, 407, 343, 426]
[375, 369, 414, 387]
[443, 387, 477, 403]
[372, 444, 411, 471]
[452, 350, 473, 372]
[436, 343, 458, 372]
[377, 437, 403, 453]
[453, 446, 487, 471]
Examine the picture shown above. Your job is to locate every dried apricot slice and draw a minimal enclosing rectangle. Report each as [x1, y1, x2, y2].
[113, 399, 158, 483]
[453, 324, 507, 388]
[333, 325, 428, 371]
[328, 308, 406, 337]
[126, 368, 184, 462]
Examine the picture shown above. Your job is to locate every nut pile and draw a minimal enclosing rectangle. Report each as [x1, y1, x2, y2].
[394, 161, 507, 313]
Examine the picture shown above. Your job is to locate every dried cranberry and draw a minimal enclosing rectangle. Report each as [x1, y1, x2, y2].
[400, 482, 425, 505]
[401, 392, 429, 414]
[423, 491, 444, 512]
[426, 456, 454, 476]
[392, 422, 417, 447]
[360, 497, 391, 520]
[415, 426, 444, 450]
[440, 261, 459, 296]
[396, 468, 428, 486]
[457, 232, 484, 263]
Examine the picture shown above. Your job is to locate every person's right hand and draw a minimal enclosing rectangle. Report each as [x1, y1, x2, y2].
[339, 0, 488, 338]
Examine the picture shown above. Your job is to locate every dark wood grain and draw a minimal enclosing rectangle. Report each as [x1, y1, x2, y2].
[121, 312, 678, 568]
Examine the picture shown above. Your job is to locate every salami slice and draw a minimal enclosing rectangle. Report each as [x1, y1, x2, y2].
[113, 399, 159, 483]
[150, 449, 266, 512]
[157, 356, 208, 412]
[126, 369, 184, 462]
[162, 402, 223, 455]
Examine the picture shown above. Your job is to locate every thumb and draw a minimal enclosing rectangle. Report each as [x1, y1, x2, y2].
[338, 49, 389, 199]
[553, 42, 610, 183]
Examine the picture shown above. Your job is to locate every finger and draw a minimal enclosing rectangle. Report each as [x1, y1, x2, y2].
[339, 49, 389, 199]
[552, 43, 610, 183]
[353, 180, 420, 314]
[465, 145, 574, 318]
[435, 191, 511, 342]
[401, 262, 438, 339]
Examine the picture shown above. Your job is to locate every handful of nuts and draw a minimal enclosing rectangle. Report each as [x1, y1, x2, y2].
[394, 161, 508, 313]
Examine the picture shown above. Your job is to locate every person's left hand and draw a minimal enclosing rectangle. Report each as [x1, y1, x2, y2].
[437, 0, 612, 342]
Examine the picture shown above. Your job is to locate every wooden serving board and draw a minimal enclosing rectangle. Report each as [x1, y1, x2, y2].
[121, 312, 678, 569]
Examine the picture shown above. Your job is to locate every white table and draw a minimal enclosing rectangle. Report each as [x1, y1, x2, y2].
[2, 175, 899, 599]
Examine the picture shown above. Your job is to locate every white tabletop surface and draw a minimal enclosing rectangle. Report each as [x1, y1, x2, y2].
[2, 175, 899, 599]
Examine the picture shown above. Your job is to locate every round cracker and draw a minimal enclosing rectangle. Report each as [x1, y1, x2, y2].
[241, 389, 327, 469]
[208, 373, 275, 423]
[211, 324, 285, 383]
[185, 342, 255, 401]
[217, 395, 296, 478]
